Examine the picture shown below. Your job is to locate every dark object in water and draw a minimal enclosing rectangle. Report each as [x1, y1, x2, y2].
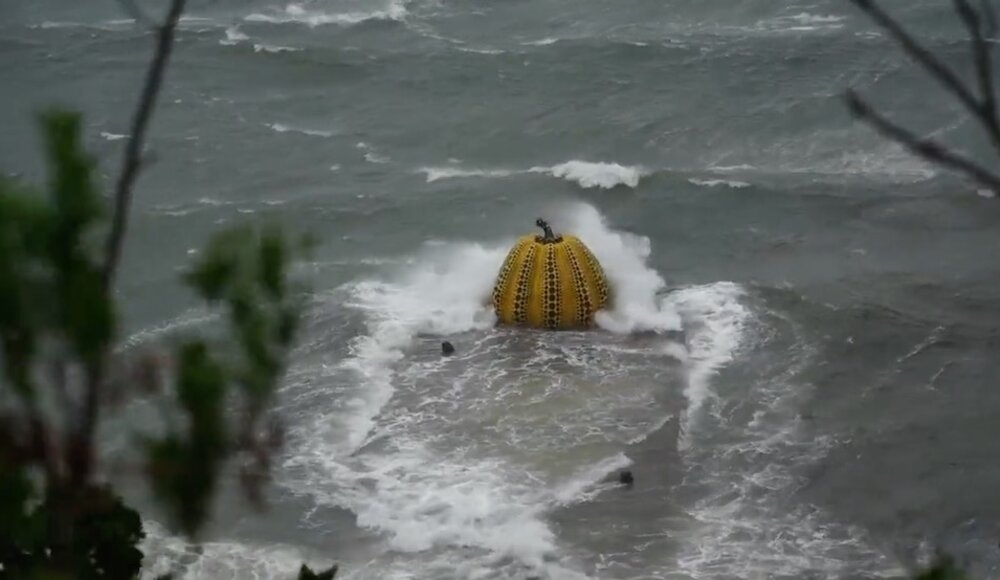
[441, 341, 455, 356]
[619, 470, 634, 487]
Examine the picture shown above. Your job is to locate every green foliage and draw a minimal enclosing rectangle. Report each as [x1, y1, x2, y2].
[0, 477, 144, 580]
[0, 111, 112, 400]
[145, 341, 228, 536]
[0, 109, 321, 577]
[42, 110, 112, 367]
[144, 225, 310, 537]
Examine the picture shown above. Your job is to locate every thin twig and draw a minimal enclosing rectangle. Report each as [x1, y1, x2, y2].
[103, 0, 188, 290]
[953, 0, 1000, 153]
[848, 0, 984, 129]
[848, 89, 1000, 191]
[77, 0, 188, 487]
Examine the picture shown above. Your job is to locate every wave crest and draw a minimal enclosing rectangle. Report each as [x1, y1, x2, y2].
[245, 1, 408, 27]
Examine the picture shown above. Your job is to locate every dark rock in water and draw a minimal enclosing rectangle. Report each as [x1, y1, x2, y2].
[441, 341, 455, 356]
[619, 470, 634, 487]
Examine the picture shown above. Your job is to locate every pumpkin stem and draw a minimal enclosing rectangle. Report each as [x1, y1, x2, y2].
[535, 218, 558, 242]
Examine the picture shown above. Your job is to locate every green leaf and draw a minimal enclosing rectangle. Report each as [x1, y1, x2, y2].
[145, 341, 230, 536]
[72, 487, 145, 579]
[37, 110, 114, 365]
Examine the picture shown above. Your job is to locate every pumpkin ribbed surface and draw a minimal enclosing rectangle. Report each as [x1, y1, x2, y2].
[492, 233, 609, 330]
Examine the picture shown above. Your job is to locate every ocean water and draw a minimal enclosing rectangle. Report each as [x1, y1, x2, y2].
[3, 0, 1000, 578]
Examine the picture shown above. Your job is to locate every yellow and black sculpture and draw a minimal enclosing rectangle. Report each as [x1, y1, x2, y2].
[492, 219, 610, 330]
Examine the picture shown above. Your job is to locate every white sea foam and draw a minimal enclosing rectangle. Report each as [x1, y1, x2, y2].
[545, 160, 644, 189]
[419, 166, 519, 182]
[786, 12, 846, 25]
[418, 160, 645, 189]
[119, 310, 218, 351]
[265, 123, 333, 137]
[275, 202, 751, 577]
[245, 1, 408, 27]
[522, 37, 561, 46]
[254, 43, 301, 53]
[357, 141, 391, 164]
[331, 242, 503, 452]
[708, 163, 756, 173]
[141, 521, 333, 580]
[671, 324, 902, 579]
[196, 197, 232, 206]
[664, 283, 749, 432]
[100, 131, 128, 141]
[219, 25, 249, 45]
[550, 204, 683, 334]
[689, 177, 751, 189]
[456, 46, 505, 55]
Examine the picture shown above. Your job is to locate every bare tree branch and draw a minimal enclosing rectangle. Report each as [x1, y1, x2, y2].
[953, 0, 1000, 152]
[847, 0, 1000, 193]
[103, 0, 188, 290]
[848, 0, 984, 121]
[847, 89, 1000, 192]
[76, 0, 188, 488]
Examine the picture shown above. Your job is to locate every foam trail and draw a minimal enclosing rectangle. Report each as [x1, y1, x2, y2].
[219, 25, 248, 45]
[664, 283, 749, 442]
[689, 177, 750, 189]
[141, 521, 331, 580]
[245, 1, 408, 27]
[335, 243, 503, 451]
[266, 123, 332, 137]
[419, 166, 520, 182]
[417, 160, 645, 189]
[279, 202, 749, 577]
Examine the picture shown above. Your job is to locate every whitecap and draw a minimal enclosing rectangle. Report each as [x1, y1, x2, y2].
[265, 123, 333, 137]
[219, 25, 249, 46]
[141, 520, 333, 580]
[541, 160, 644, 189]
[253, 43, 301, 53]
[245, 0, 408, 28]
[418, 166, 520, 182]
[417, 160, 645, 189]
[100, 131, 128, 141]
[521, 37, 560, 46]
[689, 178, 751, 189]
[456, 46, 505, 55]
[357, 142, 391, 164]
[276, 201, 751, 578]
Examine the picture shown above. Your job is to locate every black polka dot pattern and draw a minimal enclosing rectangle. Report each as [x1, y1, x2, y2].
[492, 239, 528, 310]
[542, 245, 561, 329]
[578, 243, 610, 306]
[565, 245, 592, 326]
[491, 232, 609, 329]
[512, 244, 536, 325]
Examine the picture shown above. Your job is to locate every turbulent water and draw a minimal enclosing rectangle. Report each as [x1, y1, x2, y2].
[5, 0, 1000, 578]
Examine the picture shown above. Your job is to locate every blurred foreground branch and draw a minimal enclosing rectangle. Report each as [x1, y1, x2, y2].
[0, 0, 338, 578]
[104, 0, 188, 289]
[846, 0, 1000, 194]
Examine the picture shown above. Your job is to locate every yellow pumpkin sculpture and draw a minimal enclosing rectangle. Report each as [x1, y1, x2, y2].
[492, 219, 610, 330]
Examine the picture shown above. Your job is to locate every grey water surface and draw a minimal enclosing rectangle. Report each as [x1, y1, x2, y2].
[3, 0, 1000, 578]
